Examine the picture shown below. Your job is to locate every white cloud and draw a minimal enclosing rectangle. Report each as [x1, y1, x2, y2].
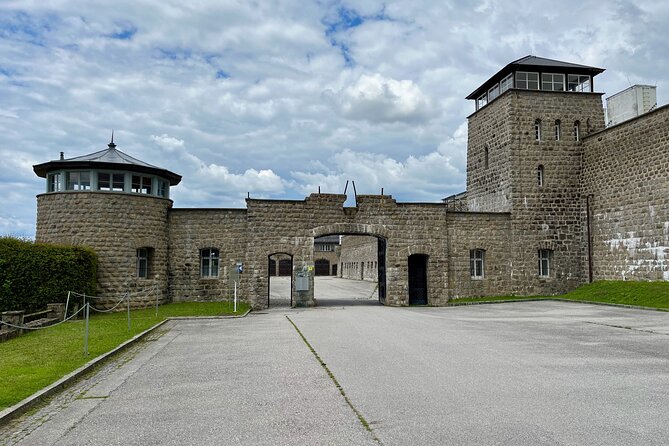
[326, 73, 433, 124]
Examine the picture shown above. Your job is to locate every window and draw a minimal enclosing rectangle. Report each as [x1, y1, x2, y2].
[541, 73, 565, 91]
[500, 73, 514, 93]
[488, 83, 500, 101]
[537, 165, 544, 187]
[516, 71, 539, 90]
[48, 172, 62, 192]
[316, 244, 334, 252]
[157, 180, 167, 197]
[200, 248, 219, 278]
[98, 173, 125, 191]
[567, 74, 590, 92]
[538, 249, 552, 277]
[132, 175, 152, 194]
[137, 247, 152, 278]
[477, 93, 487, 109]
[66, 171, 91, 190]
[470, 249, 485, 278]
[534, 119, 542, 141]
[573, 121, 581, 141]
[554, 120, 561, 141]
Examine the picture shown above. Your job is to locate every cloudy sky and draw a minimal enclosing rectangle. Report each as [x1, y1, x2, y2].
[1, 0, 668, 237]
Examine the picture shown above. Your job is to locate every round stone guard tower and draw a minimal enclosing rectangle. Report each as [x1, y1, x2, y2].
[33, 137, 181, 308]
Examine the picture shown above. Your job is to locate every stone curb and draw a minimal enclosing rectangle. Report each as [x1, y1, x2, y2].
[0, 309, 251, 426]
[447, 297, 669, 312]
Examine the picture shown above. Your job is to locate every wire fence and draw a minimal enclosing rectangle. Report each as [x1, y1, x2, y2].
[1, 285, 163, 355]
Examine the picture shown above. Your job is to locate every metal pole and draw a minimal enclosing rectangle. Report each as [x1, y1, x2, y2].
[64, 291, 70, 320]
[127, 292, 131, 331]
[234, 281, 238, 313]
[84, 303, 89, 356]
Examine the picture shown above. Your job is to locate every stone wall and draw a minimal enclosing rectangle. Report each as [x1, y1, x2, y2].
[582, 105, 669, 281]
[340, 235, 378, 281]
[168, 209, 248, 302]
[446, 212, 512, 298]
[36, 192, 171, 308]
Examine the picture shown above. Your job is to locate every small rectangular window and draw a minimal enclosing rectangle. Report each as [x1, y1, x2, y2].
[137, 247, 150, 278]
[541, 73, 565, 91]
[555, 120, 561, 141]
[201, 248, 220, 278]
[470, 249, 485, 278]
[98, 173, 124, 191]
[538, 249, 552, 277]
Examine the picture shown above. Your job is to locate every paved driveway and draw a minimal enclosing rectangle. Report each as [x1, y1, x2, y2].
[3, 298, 669, 445]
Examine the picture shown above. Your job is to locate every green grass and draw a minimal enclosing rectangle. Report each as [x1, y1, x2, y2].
[449, 280, 669, 309]
[0, 301, 249, 410]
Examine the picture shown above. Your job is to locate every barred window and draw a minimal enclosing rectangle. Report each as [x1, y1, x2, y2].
[534, 119, 542, 141]
[537, 165, 544, 187]
[555, 120, 561, 141]
[574, 121, 581, 141]
[201, 248, 220, 278]
[470, 249, 485, 278]
[538, 249, 552, 277]
[137, 247, 152, 278]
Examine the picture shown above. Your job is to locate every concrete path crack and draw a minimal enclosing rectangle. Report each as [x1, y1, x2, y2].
[286, 315, 383, 445]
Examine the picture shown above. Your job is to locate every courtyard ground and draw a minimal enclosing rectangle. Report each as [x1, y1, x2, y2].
[2, 278, 669, 445]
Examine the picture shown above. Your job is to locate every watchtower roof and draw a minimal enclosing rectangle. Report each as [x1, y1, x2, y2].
[33, 138, 182, 185]
[466, 55, 605, 101]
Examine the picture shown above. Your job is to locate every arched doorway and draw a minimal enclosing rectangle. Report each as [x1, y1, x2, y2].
[268, 253, 292, 307]
[408, 254, 428, 305]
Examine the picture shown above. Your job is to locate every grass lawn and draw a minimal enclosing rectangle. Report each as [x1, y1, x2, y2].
[0, 301, 249, 411]
[448, 280, 669, 309]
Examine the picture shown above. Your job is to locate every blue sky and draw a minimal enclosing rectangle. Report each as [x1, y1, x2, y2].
[1, 0, 668, 237]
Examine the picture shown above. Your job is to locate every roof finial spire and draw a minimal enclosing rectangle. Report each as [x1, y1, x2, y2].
[108, 130, 116, 149]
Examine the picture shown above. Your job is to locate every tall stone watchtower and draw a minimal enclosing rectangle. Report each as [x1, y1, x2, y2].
[465, 56, 606, 294]
[33, 137, 181, 306]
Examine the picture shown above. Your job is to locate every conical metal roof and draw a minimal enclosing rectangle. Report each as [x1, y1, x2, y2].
[33, 137, 182, 185]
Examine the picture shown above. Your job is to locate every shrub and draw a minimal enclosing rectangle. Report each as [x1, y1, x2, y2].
[0, 237, 97, 313]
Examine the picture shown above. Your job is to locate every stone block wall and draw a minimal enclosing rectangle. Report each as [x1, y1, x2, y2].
[340, 235, 378, 281]
[36, 192, 171, 308]
[168, 209, 248, 302]
[582, 105, 669, 281]
[446, 212, 512, 298]
[487, 90, 606, 295]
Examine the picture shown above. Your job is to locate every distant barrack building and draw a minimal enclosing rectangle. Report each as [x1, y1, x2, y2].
[33, 55, 669, 309]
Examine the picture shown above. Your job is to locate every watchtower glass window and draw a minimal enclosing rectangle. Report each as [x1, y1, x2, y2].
[541, 73, 565, 91]
[516, 71, 539, 90]
[568, 74, 591, 92]
[48, 172, 62, 192]
[99, 172, 125, 191]
[132, 175, 152, 194]
[201, 248, 220, 278]
[66, 171, 91, 190]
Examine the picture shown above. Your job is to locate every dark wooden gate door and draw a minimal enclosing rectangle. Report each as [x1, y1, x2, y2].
[269, 258, 277, 276]
[315, 259, 330, 276]
[408, 254, 428, 305]
[377, 238, 387, 304]
[278, 259, 292, 276]
[332, 264, 337, 276]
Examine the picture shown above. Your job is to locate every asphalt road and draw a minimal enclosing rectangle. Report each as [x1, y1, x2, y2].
[3, 282, 669, 445]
